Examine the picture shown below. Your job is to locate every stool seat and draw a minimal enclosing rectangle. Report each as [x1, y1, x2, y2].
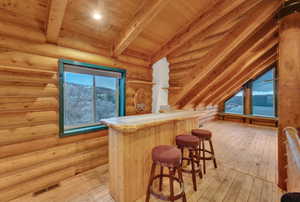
[192, 129, 212, 139]
[152, 145, 181, 167]
[176, 134, 199, 147]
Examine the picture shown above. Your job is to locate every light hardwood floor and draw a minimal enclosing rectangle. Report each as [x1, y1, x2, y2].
[11, 121, 285, 202]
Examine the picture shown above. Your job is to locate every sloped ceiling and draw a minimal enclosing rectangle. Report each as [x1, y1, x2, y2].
[164, 0, 280, 109]
[0, 0, 281, 108]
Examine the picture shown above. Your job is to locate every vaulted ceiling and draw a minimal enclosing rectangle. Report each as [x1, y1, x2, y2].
[0, 0, 281, 108]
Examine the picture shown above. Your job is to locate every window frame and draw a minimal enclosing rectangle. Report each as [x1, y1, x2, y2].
[58, 59, 126, 137]
[223, 64, 277, 118]
[250, 66, 277, 118]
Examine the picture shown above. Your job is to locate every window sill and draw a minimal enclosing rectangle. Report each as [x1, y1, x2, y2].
[220, 112, 278, 120]
[61, 124, 108, 137]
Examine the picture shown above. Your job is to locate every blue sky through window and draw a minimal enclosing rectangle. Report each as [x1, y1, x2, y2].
[252, 69, 274, 95]
[65, 72, 117, 90]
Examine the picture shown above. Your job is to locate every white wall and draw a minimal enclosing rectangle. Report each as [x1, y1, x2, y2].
[152, 57, 169, 113]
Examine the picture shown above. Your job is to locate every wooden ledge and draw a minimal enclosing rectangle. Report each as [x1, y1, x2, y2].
[218, 112, 278, 127]
[101, 111, 202, 133]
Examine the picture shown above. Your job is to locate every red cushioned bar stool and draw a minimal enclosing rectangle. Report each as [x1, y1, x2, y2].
[145, 145, 187, 202]
[176, 135, 203, 191]
[191, 129, 217, 174]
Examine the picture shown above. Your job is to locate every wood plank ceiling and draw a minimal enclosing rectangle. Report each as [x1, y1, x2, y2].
[0, 0, 281, 108]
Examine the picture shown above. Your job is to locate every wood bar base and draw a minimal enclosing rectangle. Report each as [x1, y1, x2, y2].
[102, 111, 202, 202]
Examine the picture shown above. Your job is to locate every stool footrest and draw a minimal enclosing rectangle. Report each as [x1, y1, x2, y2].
[150, 175, 185, 201]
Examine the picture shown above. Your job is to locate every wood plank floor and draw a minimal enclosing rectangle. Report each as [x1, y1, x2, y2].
[11, 121, 285, 202]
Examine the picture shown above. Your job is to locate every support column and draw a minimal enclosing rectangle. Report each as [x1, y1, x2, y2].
[244, 84, 252, 116]
[278, 3, 300, 190]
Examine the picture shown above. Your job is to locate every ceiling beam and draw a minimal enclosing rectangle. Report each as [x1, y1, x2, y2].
[46, 0, 68, 43]
[191, 21, 278, 106]
[203, 43, 278, 106]
[212, 55, 278, 105]
[172, 0, 281, 108]
[152, 0, 259, 62]
[113, 0, 170, 56]
[209, 50, 278, 105]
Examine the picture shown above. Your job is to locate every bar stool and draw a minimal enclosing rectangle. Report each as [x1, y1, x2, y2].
[145, 145, 187, 202]
[176, 134, 202, 191]
[192, 129, 217, 174]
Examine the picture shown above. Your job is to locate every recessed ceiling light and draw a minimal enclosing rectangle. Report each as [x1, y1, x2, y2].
[93, 13, 102, 20]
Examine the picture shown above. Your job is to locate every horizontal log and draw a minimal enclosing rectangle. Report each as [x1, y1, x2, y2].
[75, 157, 108, 174]
[0, 124, 58, 146]
[169, 59, 201, 70]
[0, 130, 107, 158]
[0, 97, 58, 113]
[0, 21, 150, 68]
[58, 30, 110, 55]
[0, 69, 57, 85]
[0, 147, 107, 190]
[0, 111, 58, 129]
[0, 85, 57, 97]
[116, 55, 151, 68]
[59, 35, 150, 67]
[0, 35, 151, 72]
[0, 166, 76, 202]
[0, 51, 152, 81]
[0, 136, 107, 174]
[168, 46, 212, 64]
[169, 30, 228, 58]
[0, 51, 58, 72]
[0, 65, 55, 76]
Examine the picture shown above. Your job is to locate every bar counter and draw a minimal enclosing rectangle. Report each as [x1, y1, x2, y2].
[102, 111, 202, 202]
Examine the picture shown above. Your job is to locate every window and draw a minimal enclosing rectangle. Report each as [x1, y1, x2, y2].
[222, 66, 277, 118]
[224, 90, 244, 114]
[59, 59, 126, 137]
[252, 68, 275, 117]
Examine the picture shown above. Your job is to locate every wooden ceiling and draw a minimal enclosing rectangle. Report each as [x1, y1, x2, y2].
[0, 0, 281, 108]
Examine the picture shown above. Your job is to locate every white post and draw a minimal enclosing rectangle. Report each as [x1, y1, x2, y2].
[152, 58, 169, 113]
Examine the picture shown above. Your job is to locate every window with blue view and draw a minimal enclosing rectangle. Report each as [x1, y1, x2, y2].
[59, 59, 126, 137]
[251, 68, 275, 117]
[224, 90, 244, 114]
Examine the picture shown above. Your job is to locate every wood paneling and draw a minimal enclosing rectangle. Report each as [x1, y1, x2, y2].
[171, 0, 280, 108]
[0, 32, 153, 201]
[113, 0, 170, 56]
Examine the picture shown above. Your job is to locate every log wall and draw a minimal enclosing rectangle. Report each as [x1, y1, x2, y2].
[0, 34, 152, 201]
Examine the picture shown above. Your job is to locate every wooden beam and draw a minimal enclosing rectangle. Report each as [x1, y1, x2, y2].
[113, 0, 170, 56]
[191, 21, 278, 106]
[171, 0, 281, 108]
[152, 0, 260, 62]
[168, 29, 229, 59]
[210, 51, 278, 105]
[46, 0, 68, 43]
[209, 49, 277, 105]
[204, 46, 278, 106]
[214, 57, 277, 106]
